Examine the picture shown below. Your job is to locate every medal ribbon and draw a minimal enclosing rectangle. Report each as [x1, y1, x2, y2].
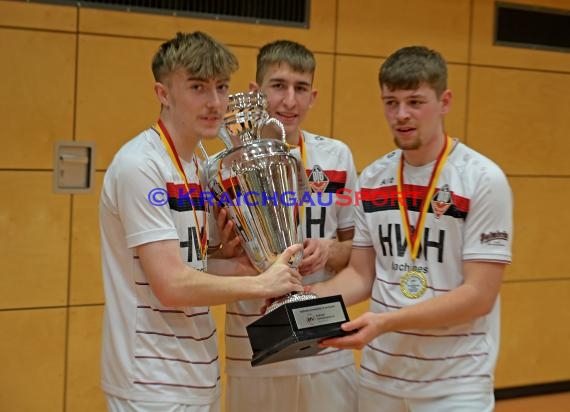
[292, 131, 308, 226]
[153, 119, 208, 263]
[397, 135, 452, 260]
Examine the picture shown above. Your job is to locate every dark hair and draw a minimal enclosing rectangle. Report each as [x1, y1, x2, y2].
[379, 46, 447, 97]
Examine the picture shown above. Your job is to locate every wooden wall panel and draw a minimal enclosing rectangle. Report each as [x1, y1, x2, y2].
[505, 177, 570, 282]
[0, 0, 76, 32]
[0, 172, 70, 309]
[75, 34, 159, 169]
[471, 0, 570, 72]
[302, 53, 334, 138]
[0, 28, 75, 169]
[336, 0, 470, 63]
[0, 308, 66, 412]
[70, 172, 104, 305]
[332, 55, 388, 171]
[78, 0, 336, 53]
[496, 280, 570, 387]
[66, 305, 106, 412]
[333, 55, 467, 172]
[466, 66, 570, 175]
[75, 35, 267, 169]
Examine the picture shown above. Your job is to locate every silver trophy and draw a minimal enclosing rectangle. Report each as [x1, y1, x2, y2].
[202, 91, 350, 366]
[201, 91, 315, 310]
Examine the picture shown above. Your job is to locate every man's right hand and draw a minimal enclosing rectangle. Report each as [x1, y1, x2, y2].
[254, 244, 304, 298]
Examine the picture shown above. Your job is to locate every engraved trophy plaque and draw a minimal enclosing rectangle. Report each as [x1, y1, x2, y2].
[201, 91, 351, 366]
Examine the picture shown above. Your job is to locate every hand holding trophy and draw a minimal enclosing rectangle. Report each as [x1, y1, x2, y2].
[201, 91, 351, 366]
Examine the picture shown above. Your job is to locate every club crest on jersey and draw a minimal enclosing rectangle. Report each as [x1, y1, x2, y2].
[431, 184, 452, 219]
[308, 165, 329, 193]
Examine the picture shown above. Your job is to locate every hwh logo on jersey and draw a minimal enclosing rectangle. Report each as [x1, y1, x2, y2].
[308, 165, 329, 193]
[306, 207, 326, 238]
[377, 223, 445, 262]
[180, 226, 206, 262]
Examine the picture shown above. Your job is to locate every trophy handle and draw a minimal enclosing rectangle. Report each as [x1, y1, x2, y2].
[218, 126, 235, 150]
[261, 117, 287, 144]
[197, 141, 209, 161]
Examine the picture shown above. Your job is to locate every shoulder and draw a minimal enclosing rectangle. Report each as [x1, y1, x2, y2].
[303, 131, 353, 155]
[451, 141, 508, 182]
[107, 128, 167, 178]
[360, 150, 400, 181]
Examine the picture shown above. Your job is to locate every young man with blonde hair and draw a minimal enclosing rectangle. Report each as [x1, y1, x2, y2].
[100, 32, 303, 412]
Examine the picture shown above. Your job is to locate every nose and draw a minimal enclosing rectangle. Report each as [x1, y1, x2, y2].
[395, 103, 410, 121]
[283, 86, 296, 108]
[206, 88, 223, 109]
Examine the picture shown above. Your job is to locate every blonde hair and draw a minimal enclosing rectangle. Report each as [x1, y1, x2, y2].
[152, 32, 238, 82]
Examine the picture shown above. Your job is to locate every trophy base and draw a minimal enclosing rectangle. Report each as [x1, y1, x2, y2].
[246, 295, 351, 367]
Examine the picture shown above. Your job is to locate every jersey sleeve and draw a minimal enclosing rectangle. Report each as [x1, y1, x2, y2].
[336, 145, 358, 231]
[112, 154, 179, 248]
[352, 175, 374, 248]
[462, 164, 513, 263]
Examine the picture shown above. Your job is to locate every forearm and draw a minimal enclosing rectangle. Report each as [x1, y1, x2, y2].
[312, 264, 372, 306]
[380, 282, 498, 334]
[325, 239, 352, 272]
[165, 267, 266, 307]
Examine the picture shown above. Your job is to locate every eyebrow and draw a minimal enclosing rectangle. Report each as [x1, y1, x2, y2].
[268, 78, 312, 87]
[381, 93, 427, 100]
[186, 76, 230, 82]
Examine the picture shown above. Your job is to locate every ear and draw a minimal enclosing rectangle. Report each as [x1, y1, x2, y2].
[154, 82, 169, 107]
[249, 82, 259, 92]
[308, 88, 318, 109]
[440, 89, 452, 115]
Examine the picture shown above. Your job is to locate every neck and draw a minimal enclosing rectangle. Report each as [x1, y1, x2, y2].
[286, 129, 302, 146]
[159, 114, 198, 162]
[403, 132, 447, 167]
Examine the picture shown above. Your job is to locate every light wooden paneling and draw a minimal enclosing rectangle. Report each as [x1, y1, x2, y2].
[0, 28, 75, 169]
[336, 0, 470, 63]
[471, 0, 570, 72]
[0, 171, 70, 309]
[75, 34, 159, 169]
[66, 305, 106, 412]
[495, 280, 570, 387]
[0, 0, 76, 31]
[70, 172, 104, 305]
[496, 393, 570, 412]
[0, 308, 66, 411]
[302, 53, 334, 138]
[211, 304, 227, 405]
[466, 66, 570, 175]
[76, 35, 269, 169]
[504, 177, 570, 282]
[78, 0, 336, 53]
[333, 55, 467, 172]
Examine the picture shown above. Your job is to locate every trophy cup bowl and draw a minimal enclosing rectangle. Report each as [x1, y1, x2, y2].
[202, 91, 352, 366]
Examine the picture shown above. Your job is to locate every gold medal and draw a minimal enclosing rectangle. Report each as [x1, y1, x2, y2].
[400, 270, 427, 299]
[396, 135, 452, 299]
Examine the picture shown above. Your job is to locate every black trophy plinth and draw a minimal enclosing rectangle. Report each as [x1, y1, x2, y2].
[246, 295, 351, 367]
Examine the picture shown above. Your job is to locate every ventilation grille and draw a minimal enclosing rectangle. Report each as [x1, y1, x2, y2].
[495, 2, 570, 52]
[30, 0, 311, 28]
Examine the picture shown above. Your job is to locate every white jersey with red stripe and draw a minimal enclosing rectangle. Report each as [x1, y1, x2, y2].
[224, 131, 358, 377]
[100, 128, 221, 404]
[353, 139, 513, 398]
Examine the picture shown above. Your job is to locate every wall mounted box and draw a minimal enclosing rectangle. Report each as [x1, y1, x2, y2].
[53, 141, 95, 193]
